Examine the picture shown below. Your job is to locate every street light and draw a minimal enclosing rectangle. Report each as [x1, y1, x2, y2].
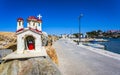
[78, 13, 83, 45]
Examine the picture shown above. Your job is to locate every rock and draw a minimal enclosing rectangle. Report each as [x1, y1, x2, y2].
[6, 44, 17, 51]
[0, 49, 13, 64]
[0, 49, 13, 58]
[0, 57, 61, 75]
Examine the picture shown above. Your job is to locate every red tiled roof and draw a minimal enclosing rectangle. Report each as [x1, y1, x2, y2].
[16, 28, 42, 35]
[17, 18, 24, 21]
[27, 16, 42, 22]
[37, 18, 42, 22]
[16, 28, 24, 32]
[27, 16, 37, 21]
[28, 16, 37, 19]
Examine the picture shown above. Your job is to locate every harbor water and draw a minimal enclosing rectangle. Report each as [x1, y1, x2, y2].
[93, 38, 120, 54]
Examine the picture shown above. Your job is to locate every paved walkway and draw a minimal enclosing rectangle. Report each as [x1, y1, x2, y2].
[53, 39, 120, 75]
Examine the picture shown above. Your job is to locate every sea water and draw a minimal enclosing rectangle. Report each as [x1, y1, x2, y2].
[97, 38, 120, 54]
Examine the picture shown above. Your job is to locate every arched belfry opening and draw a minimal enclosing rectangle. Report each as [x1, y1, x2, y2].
[24, 36, 35, 50]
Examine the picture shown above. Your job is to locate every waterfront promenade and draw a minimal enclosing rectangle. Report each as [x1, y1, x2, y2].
[53, 39, 120, 75]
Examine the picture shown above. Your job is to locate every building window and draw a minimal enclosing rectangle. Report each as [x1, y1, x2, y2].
[33, 22, 35, 26]
[19, 22, 21, 26]
[39, 24, 40, 26]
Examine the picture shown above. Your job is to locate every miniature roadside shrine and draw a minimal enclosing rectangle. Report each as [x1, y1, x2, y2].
[3, 15, 47, 60]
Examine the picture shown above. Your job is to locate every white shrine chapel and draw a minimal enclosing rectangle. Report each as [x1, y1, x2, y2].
[3, 15, 47, 60]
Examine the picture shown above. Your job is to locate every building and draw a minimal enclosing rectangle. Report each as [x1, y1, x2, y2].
[61, 34, 68, 38]
[2, 15, 47, 60]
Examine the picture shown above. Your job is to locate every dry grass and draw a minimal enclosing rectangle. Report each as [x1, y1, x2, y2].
[45, 35, 59, 65]
[0, 32, 16, 39]
[0, 32, 16, 51]
[45, 46, 59, 65]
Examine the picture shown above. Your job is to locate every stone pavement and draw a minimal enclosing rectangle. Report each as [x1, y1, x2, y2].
[53, 39, 120, 75]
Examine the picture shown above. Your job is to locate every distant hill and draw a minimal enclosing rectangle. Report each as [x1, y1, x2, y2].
[0, 32, 16, 51]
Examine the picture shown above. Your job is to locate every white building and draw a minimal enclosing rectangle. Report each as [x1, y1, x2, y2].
[2, 15, 47, 60]
[61, 34, 68, 39]
[16, 16, 47, 55]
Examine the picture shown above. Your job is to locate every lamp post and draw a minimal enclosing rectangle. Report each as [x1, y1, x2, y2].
[78, 13, 83, 45]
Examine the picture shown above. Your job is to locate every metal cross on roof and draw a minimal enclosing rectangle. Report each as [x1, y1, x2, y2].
[37, 14, 42, 19]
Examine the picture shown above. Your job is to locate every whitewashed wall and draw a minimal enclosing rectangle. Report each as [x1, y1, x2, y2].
[17, 30, 42, 53]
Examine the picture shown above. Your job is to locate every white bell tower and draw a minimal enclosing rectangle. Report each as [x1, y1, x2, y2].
[37, 14, 42, 31]
[17, 18, 24, 31]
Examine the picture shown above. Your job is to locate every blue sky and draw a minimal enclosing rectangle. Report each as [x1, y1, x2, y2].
[0, 0, 120, 35]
